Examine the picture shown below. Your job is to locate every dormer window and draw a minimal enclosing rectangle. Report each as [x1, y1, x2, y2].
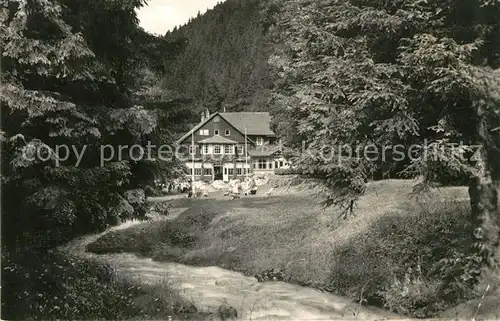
[256, 137, 263, 146]
[225, 129, 230, 136]
[214, 129, 220, 136]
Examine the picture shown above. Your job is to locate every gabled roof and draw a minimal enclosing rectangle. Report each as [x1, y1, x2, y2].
[176, 111, 275, 144]
[176, 112, 219, 144]
[198, 136, 238, 144]
[219, 112, 275, 136]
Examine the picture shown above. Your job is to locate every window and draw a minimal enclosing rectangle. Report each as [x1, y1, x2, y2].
[275, 161, 279, 168]
[228, 168, 234, 176]
[256, 137, 263, 146]
[214, 145, 221, 154]
[224, 145, 233, 154]
[199, 129, 209, 136]
[213, 116, 220, 122]
[280, 161, 284, 167]
[214, 129, 220, 135]
[236, 168, 242, 175]
[194, 168, 202, 176]
[203, 145, 209, 154]
[258, 159, 267, 169]
[237, 146, 244, 155]
[225, 129, 230, 136]
[189, 145, 197, 154]
[203, 168, 212, 176]
[253, 163, 257, 169]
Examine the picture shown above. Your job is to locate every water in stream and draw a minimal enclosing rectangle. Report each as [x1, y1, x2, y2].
[60, 212, 407, 320]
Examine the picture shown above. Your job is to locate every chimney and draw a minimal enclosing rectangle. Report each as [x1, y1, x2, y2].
[201, 111, 205, 122]
[206, 108, 210, 119]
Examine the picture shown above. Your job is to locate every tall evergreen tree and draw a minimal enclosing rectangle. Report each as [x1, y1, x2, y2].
[0, 0, 177, 250]
[269, 0, 500, 288]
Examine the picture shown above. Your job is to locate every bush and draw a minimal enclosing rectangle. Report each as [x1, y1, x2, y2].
[325, 199, 478, 318]
[1, 250, 196, 320]
[274, 168, 298, 175]
[143, 185, 163, 197]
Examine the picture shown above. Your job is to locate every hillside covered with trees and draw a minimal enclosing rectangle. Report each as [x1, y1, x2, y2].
[161, 0, 275, 114]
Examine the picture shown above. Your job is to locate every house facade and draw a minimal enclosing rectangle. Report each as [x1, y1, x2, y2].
[176, 110, 288, 182]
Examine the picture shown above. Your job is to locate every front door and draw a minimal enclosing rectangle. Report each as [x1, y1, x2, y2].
[214, 166, 223, 181]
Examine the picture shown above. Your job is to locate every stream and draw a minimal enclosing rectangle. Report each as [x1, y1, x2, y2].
[59, 208, 408, 320]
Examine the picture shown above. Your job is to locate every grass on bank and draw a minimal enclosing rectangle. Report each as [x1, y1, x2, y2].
[87, 179, 482, 318]
[1, 250, 206, 320]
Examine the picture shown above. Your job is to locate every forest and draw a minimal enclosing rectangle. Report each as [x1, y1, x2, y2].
[161, 0, 273, 114]
[2, 0, 500, 319]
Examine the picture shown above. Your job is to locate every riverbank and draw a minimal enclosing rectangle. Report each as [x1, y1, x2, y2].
[86, 179, 484, 318]
[61, 212, 404, 319]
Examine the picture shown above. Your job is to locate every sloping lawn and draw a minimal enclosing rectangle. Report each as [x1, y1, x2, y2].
[87, 179, 479, 317]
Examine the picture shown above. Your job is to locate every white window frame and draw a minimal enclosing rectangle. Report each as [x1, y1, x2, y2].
[194, 168, 202, 176]
[224, 145, 233, 154]
[214, 145, 221, 154]
[225, 129, 230, 136]
[214, 129, 220, 136]
[258, 159, 266, 169]
[189, 145, 197, 154]
[203, 144, 209, 154]
[199, 129, 209, 136]
[237, 146, 244, 155]
[256, 137, 263, 146]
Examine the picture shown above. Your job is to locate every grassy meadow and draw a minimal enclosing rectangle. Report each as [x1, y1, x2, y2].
[87, 179, 484, 318]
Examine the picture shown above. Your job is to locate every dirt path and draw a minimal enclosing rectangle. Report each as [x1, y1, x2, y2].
[59, 209, 408, 320]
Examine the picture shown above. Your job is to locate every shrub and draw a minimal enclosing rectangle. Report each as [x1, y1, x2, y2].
[378, 266, 446, 318]
[274, 168, 298, 175]
[325, 199, 477, 318]
[1, 250, 195, 320]
[143, 185, 163, 197]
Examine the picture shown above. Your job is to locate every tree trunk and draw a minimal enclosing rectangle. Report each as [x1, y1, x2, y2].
[469, 177, 500, 268]
[468, 142, 500, 277]
[470, 99, 500, 272]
